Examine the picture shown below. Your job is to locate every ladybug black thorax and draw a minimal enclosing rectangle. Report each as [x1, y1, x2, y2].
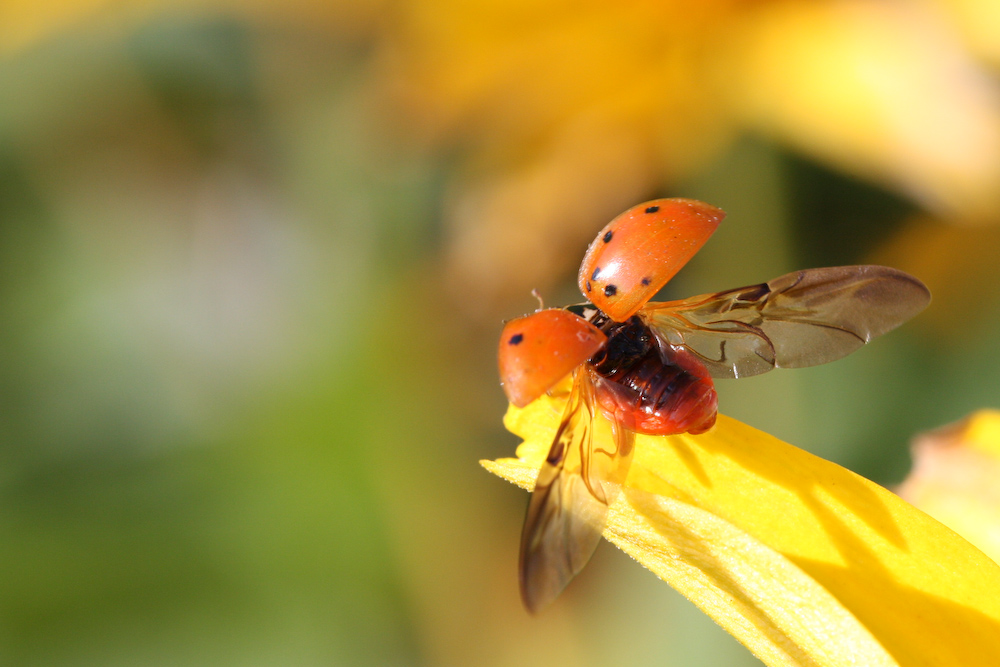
[589, 316, 652, 376]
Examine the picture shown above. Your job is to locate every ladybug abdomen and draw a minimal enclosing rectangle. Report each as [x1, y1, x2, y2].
[591, 317, 717, 435]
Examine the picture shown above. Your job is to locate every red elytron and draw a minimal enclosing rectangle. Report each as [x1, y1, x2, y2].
[497, 198, 930, 612]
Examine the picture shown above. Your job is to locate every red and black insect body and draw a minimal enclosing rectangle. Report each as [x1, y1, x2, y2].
[498, 198, 930, 612]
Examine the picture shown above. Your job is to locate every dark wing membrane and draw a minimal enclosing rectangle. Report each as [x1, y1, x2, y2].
[519, 367, 635, 612]
[643, 266, 930, 379]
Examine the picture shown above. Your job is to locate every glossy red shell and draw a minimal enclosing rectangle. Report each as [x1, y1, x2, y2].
[578, 198, 725, 321]
[498, 309, 607, 408]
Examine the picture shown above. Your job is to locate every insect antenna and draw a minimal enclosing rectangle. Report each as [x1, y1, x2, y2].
[531, 289, 545, 311]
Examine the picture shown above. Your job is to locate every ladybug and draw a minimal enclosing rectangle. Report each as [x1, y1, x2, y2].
[497, 198, 930, 612]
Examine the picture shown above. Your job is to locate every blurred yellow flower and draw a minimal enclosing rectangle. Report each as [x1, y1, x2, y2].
[933, 0, 1000, 66]
[375, 0, 1000, 307]
[484, 394, 1000, 666]
[898, 410, 1000, 565]
[730, 1, 1000, 223]
[6, 0, 999, 310]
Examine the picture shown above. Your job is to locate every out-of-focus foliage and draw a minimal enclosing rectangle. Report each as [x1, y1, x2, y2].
[0, 1, 998, 666]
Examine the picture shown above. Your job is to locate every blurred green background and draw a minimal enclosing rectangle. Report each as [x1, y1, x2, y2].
[1, 2, 999, 665]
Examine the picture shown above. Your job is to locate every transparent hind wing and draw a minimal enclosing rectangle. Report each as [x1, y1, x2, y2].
[644, 266, 930, 379]
[519, 368, 635, 612]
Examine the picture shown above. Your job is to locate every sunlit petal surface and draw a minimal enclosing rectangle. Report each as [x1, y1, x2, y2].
[484, 393, 1000, 666]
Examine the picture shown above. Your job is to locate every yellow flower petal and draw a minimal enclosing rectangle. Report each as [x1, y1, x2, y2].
[484, 394, 1000, 666]
[935, 0, 1000, 67]
[899, 410, 1000, 565]
[961, 409, 1000, 457]
[730, 1, 1000, 223]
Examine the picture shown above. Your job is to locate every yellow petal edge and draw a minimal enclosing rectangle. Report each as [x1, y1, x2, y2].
[482, 394, 1000, 667]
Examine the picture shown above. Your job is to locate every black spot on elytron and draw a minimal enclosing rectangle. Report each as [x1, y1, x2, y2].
[645, 205, 660, 214]
[603, 230, 613, 243]
[604, 284, 617, 297]
[508, 333, 524, 345]
[591, 267, 601, 280]
[641, 277, 651, 286]
[585, 281, 592, 292]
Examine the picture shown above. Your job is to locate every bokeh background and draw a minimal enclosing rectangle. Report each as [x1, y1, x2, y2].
[1, 1, 999, 665]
